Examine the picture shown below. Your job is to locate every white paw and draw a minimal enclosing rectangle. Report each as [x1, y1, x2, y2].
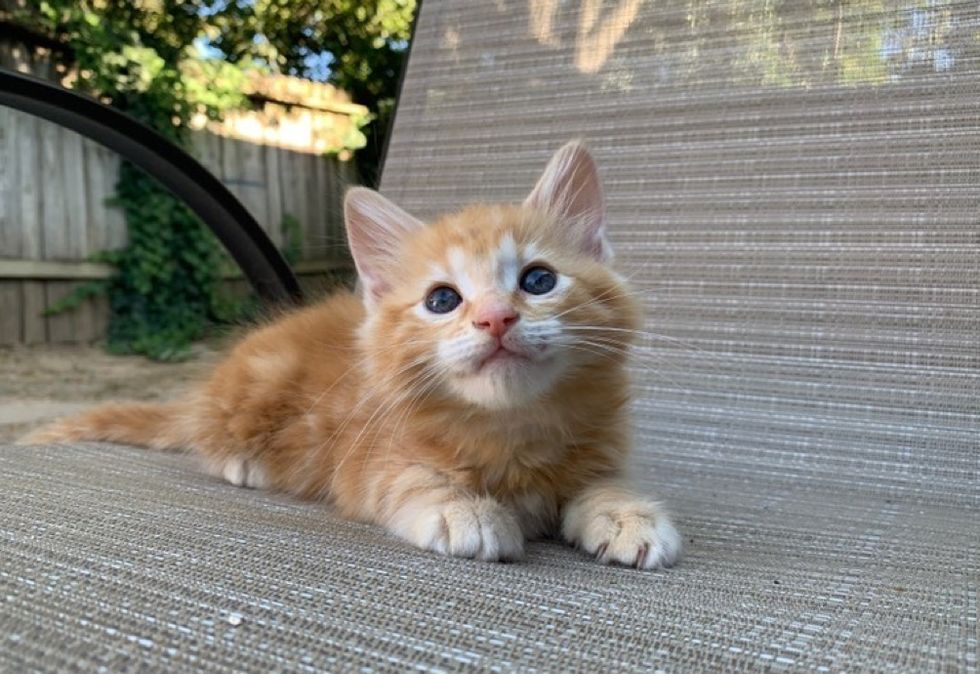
[563, 494, 681, 570]
[210, 457, 269, 489]
[393, 497, 525, 562]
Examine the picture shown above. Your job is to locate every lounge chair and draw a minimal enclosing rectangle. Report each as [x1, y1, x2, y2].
[2, 1, 976, 670]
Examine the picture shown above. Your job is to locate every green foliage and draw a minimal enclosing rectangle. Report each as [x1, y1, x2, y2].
[43, 280, 107, 317]
[180, 58, 252, 118]
[11, 0, 414, 359]
[101, 163, 232, 361]
[203, 0, 416, 184]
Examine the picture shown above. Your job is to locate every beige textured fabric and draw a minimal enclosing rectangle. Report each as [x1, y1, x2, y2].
[1, 443, 976, 671]
[3, 1, 978, 670]
[382, 0, 980, 507]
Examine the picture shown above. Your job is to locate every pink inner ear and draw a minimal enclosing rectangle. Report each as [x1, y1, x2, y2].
[524, 141, 609, 260]
[343, 187, 425, 304]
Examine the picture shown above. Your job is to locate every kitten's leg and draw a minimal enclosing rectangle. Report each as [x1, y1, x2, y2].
[373, 465, 524, 562]
[562, 479, 681, 570]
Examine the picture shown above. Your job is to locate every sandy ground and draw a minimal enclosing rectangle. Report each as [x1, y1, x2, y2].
[0, 343, 226, 442]
[0, 279, 352, 443]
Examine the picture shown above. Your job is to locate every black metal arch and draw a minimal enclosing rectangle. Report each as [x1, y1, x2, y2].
[0, 68, 302, 303]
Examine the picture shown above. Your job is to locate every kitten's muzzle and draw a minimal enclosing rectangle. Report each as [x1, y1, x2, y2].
[477, 344, 526, 370]
[471, 305, 520, 339]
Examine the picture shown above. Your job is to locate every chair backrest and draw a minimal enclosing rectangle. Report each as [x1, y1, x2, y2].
[381, 1, 979, 508]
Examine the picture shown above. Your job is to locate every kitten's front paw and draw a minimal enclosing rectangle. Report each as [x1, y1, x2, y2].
[207, 456, 269, 489]
[563, 491, 681, 570]
[397, 497, 525, 562]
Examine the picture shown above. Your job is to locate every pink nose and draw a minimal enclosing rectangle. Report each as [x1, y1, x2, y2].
[472, 306, 520, 338]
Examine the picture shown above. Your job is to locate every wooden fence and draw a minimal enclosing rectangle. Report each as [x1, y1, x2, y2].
[0, 107, 357, 345]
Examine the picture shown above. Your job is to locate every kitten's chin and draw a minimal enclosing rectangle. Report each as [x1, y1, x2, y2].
[449, 357, 564, 410]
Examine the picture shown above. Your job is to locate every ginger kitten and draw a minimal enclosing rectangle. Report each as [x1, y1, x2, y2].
[24, 141, 681, 569]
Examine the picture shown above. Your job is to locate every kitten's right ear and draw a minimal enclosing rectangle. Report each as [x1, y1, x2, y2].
[344, 187, 425, 307]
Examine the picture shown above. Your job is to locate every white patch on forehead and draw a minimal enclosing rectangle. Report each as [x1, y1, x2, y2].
[495, 234, 519, 292]
[522, 242, 541, 265]
[447, 246, 478, 297]
[428, 262, 448, 279]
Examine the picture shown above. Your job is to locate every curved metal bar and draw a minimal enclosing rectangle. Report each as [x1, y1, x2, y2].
[0, 68, 303, 303]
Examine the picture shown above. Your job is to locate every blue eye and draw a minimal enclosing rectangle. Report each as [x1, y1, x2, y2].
[520, 266, 557, 295]
[425, 286, 462, 314]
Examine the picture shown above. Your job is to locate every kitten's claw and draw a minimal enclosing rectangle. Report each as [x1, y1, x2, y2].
[563, 488, 681, 570]
[634, 543, 650, 570]
[584, 514, 680, 570]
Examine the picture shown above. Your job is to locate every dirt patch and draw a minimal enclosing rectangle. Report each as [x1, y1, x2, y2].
[0, 343, 227, 442]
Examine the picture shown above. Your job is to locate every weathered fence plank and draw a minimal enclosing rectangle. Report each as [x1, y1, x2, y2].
[62, 127, 89, 259]
[0, 107, 9, 257]
[195, 129, 222, 175]
[45, 280, 76, 343]
[304, 152, 323, 258]
[264, 143, 284, 243]
[21, 281, 47, 344]
[0, 281, 22, 345]
[83, 141, 119, 253]
[39, 120, 69, 260]
[279, 147, 308, 252]
[15, 111, 43, 259]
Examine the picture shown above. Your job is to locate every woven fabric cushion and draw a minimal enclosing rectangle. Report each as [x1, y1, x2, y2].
[1, 443, 975, 671]
[381, 0, 980, 508]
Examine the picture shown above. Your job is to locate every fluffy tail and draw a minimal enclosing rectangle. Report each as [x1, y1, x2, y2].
[18, 401, 193, 451]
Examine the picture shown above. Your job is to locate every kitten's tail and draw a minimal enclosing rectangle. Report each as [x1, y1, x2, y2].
[18, 401, 194, 452]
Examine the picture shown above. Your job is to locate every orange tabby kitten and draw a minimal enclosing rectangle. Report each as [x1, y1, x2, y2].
[23, 141, 681, 569]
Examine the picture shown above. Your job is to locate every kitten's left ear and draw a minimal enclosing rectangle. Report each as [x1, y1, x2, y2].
[524, 140, 611, 260]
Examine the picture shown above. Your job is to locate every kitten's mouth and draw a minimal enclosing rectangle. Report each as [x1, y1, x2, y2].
[477, 345, 526, 371]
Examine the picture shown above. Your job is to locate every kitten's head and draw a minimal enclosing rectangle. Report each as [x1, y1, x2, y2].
[345, 141, 639, 410]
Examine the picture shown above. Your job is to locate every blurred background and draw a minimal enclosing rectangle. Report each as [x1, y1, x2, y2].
[0, 0, 416, 437]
